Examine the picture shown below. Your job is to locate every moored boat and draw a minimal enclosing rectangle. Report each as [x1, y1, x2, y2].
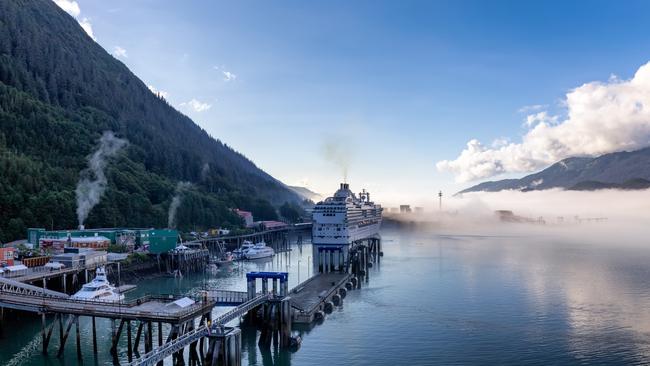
[244, 241, 275, 259]
[233, 240, 255, 260]
[72, 267, 124, 302]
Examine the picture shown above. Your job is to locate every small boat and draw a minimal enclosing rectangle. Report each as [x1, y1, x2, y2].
[215, 251, 234, 265]
[244, 241, 275, 260]
[72, 267, 124, 302]
[233, 240, 255, 260]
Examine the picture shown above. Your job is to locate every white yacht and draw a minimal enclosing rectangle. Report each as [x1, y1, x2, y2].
[243, 241, 275, 259]
[72, 267, 124, 302]
[312, 183, 383, 245]
[233, 240, 255, 260]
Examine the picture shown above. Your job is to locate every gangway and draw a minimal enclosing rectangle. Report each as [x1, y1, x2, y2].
[128, 293, 269, 366]
[0, 276, 69, 299]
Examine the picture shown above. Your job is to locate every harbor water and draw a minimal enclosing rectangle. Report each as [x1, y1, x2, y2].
[2, 227, 650, 365]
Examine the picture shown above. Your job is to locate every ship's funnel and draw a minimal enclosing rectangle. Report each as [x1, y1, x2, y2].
[340, 183, 350, 190]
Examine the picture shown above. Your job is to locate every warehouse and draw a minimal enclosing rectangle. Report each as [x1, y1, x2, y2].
[26, 228, 178, 255]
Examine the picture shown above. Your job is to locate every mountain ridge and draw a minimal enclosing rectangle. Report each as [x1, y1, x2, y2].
[459, 147, 650, 194]
[0, 0, 299, 241]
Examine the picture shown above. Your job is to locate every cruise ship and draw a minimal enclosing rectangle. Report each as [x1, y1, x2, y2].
[312, 183, 383, 245]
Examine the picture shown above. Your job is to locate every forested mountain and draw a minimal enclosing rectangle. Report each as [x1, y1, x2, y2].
[459, 148, 650, 194]
[0, 0, 300, 242]
[288, 186, 323, 202]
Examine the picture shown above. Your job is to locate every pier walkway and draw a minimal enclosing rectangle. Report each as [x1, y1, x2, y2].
[127, 293, 269, 366]
[0, 276, 214, 322]
[3, 266, 80, 283]
[185, 222, 312, 253]
[129, 271, 353, 365]
[0, 277, 255, 321]
[206, 289, 249, 306]
[289, 272, 351, 323]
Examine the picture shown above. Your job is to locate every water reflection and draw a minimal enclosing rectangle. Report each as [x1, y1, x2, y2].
[3, 230, 650, 365]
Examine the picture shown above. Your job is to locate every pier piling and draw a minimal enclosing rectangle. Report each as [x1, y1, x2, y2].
[205, 327, 241, 366]
[75, 315, 82, 359]
[92, 316, 98, 354]
[127, 320, 133, 362]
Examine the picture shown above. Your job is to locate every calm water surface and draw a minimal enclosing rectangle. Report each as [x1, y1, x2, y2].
[2, 228, 650, 365]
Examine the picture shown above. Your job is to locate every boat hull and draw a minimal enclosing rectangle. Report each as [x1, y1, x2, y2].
[312, 221, 382, 245]
[244, 251, 274, 260]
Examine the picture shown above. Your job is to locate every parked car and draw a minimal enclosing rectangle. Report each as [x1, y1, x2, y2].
[44, 262, 66, 270]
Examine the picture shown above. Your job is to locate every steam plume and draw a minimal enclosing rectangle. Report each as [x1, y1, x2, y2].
[322, 138, 354, 183]
[168, 182, 191, 229]
[75, 131, 128, 228]
[201, 163, 210, 181]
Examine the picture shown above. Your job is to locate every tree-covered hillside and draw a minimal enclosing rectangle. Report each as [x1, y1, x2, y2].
[0, 0, 298, 242]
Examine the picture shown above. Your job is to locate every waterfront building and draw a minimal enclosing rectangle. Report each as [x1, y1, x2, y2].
[25, 228, 178, 255]
[234, 209, 255, 227]
[0, 247, 15, 266]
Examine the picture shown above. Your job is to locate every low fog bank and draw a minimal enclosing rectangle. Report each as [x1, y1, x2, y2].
[385, 188, 650, 245]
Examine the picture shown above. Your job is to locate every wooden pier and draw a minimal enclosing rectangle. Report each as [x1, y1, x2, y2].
[186, 223, 312, 255]
[0, 227, 382, 366]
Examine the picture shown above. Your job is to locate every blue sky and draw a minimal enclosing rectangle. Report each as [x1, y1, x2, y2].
[58, 0, 650, 206]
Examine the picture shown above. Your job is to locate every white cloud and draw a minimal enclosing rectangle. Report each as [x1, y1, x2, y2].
[79, 18, 96, 40]
[222, 71, 237, 82]
[53, 0, 80, 17]
[214, 65, 237, 81]
[113, 46, 128, 58]
[518, 104, 546, 113]
[524, 111, 558, 128]
[437, 61, 650, 182]
[147, 85, 169, 99]
[180, 98, 212, 112]
[53, 1, 96, 40]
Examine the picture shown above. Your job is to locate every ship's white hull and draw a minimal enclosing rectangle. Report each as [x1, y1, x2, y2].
[71, 267, 125, 302]
[312, 221, 381, 245]
[72, 291, 124, 302]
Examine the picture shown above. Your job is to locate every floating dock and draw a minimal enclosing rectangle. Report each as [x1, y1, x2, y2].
[290, 272, 351, 323]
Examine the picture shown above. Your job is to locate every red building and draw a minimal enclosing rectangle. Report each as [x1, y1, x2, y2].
[0, 247, 15, 266]
[234, 209, 254, 227]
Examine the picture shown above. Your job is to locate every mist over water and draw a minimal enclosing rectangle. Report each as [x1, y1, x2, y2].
[75, 131, 128, 227]
[387, 189, 650, 245]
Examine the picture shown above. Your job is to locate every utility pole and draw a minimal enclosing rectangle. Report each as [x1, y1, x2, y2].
[438, 191, 443, 211]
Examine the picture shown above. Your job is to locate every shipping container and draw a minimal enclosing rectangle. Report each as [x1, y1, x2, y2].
[148, 229, 178, 254]
[22, 256, 50, 267]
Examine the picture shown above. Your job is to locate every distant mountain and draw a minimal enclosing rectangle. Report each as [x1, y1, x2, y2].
[0, 0, 299, 241]
[568, 178, 650, 191]
[288, 186, 323, 202]
[460, 148, 650, 194]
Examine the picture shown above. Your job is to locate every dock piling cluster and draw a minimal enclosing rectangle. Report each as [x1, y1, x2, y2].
[1, 225, 383, 366]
